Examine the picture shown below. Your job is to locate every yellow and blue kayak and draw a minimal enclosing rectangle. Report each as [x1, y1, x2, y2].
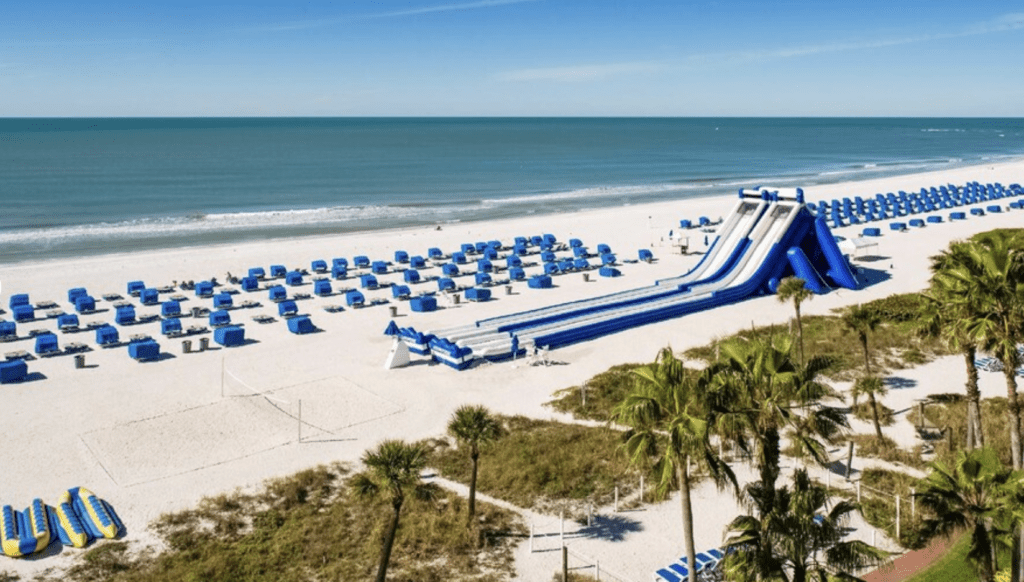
[1, 500, 51, 557]
[70, 487, 121, 540]
[48, 492, 91, 548]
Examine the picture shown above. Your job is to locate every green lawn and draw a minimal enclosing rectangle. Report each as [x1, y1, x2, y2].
[901, 532, 1009, 582]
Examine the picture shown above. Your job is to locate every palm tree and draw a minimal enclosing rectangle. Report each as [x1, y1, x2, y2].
[447, 404, 502, 522]
[613, 347, 737, 582]
[776, 276, 813, 365]
[941, 233, 1024, 470]
[842, 304, 881, 377]
[918, 278, 984, 449]
[709, 336, 847, 504]
[351, 440, 438, 582]
[915, 447, 1015, 582]
[852, 376, 887, 440]
[722, 468, 889, 582]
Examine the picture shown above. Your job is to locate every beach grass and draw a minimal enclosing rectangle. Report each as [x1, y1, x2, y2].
[48, 464, 524, 582]
[426, 415, 649, 513]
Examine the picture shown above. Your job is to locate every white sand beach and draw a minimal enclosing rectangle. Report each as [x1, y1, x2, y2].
[1, 158, 1022, 580]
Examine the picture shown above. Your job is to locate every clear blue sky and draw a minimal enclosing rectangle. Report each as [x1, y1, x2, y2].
[2, 1, 1022, 116]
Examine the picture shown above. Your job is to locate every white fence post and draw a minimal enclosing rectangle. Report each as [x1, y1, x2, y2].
[614, 486, 619, 512]
[911, 488, 916, 519]
[857, 481, 861, 503]
[640, 475, 644, 502]
[529, 522, 534, 553]
[560, 510, 565, 546]
[896, 496, 901, 541]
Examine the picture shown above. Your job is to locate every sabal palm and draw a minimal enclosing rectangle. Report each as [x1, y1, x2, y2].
[613, 346, 737, 582]
[936, 233, 1024, 469]
[841, 304, 881, 376]
[852, 376, 887, 440]
[351, 439, 437, 582]
[918, 276, 984, 449]
[709, 336, 847, 502]
[447, 404, 502, 522]
[776, 276, 813, 366]
[916, 447, 1015, 582]
[722, 468, 888, 582]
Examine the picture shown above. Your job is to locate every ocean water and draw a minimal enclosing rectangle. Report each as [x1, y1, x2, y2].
[1, 117, 1022, 263]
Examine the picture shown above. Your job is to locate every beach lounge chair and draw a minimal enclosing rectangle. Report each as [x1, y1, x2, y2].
[600, 253, 617, 265]
[35, 333, 59, 356]
[57, 314, 79, 331]
[12, 304, 35, 322]
[475, 272, 492, 286]
[270, 264, 287, 278]
[655, 568, 682, 582]
[514, 236, 528, 246]
[437, 278, 456, 292]
[209, 310, 231, 327]
[477, 259, 493, 273]
[569, 238, 583, 248]
[410, 296, 437, 312]
[332, 265, 348, 279]
[128, 339, 160, 361]
[427, 247, 444, 260]
[483, 248, 498, 260]
[332, 258, 348, 269]
[96, 325, 119, 346]
[514, 244, 529, 256]
[215, 325, 246, 346]
[404, 269, 421, 284]
[140, 288, 159, 305]
[240, 276, 259, 291]
[248, 267, 266, 279]
[0, 321, 16, 342]
[508, 267, 526, 281]
[461, 243, 475, 255]
[75, 295, 96, 313]
[466, 288, 491, 302]
[360, 274, 379, 289]
[409, 255, 426, 269]
[287, 316, 315, 335]
[862, 228, 881, 237]
[597, 243, 611, 254]
[126, 281, 145, 296]
[543, 263, 559, 275]
[573, 258, 590, 270]
[314, 280, 332, 296]
[452, 251, 467, 264]
[0, 359, 28, 384]
[392, 285, 411, 299]
[530, 235, 543, 246]
[68, 287, 88, 304]
[528, 275, 552, 289]
[311, 260, 328, 273]
[371, 261, 388, 275]
[474, 242, 489, 253]
[115, 305, 136, 325]
[161, 318, 182, 336]
[285, 271, 304, 286]
[558, 259, 574, 272]
[540, 251, 556, 263]
[487, 239, 502, 250]
[639, 249, 654, 262]
[353, 256, 370, 268]
[599, 266, 621, 277]
[278, 300, 299, 317]
[394, 250, 409, 263]
[345, 290, 365, 307]
[213, 293, 233, 309]
[267, 285, 288, 302]
[573, 246, 589, 258]
[506, 256, 522, 268]
[927, 215, 943, 223]
[195, 281, 214, 297]
[442, 264, 460, 277]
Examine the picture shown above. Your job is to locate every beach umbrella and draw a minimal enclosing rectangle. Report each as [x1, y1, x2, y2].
[384, 320, 400, 336]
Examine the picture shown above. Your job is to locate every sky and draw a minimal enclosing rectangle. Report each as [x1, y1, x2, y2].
[2, 0, 1023, 116]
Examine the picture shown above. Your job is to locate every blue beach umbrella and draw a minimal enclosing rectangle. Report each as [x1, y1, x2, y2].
[384, 320, 400, 336]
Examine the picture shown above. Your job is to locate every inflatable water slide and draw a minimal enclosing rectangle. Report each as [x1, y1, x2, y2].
[398, 188, 858, 370]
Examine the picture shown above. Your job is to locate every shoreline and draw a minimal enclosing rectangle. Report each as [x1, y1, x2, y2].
[2, 156, 1023, 579]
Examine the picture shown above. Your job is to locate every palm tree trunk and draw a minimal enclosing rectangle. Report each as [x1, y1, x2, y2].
[376, 501, 403, 582]
[795, 304, 804, 367]
[468, 451, 479, 521]
[861, 336, 871, 375]
[758, 428, 781, 507]
[1004, 363, 1023, 470]
[869, 392, 883, 440]
[677, 462, 697, 582]
[964, 345, 984, 449]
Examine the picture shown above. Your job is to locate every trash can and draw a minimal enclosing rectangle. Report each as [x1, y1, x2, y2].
[453, 293, 461, 305]
[182, 339, 192, 354]
[192, 307, 203, 318]
[199, 337, 210, 351]
[389, 305, 398, 317]
[74, 354, 86, 369]
[505, 285, 513, 295]
[583, 273, 590, 282]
